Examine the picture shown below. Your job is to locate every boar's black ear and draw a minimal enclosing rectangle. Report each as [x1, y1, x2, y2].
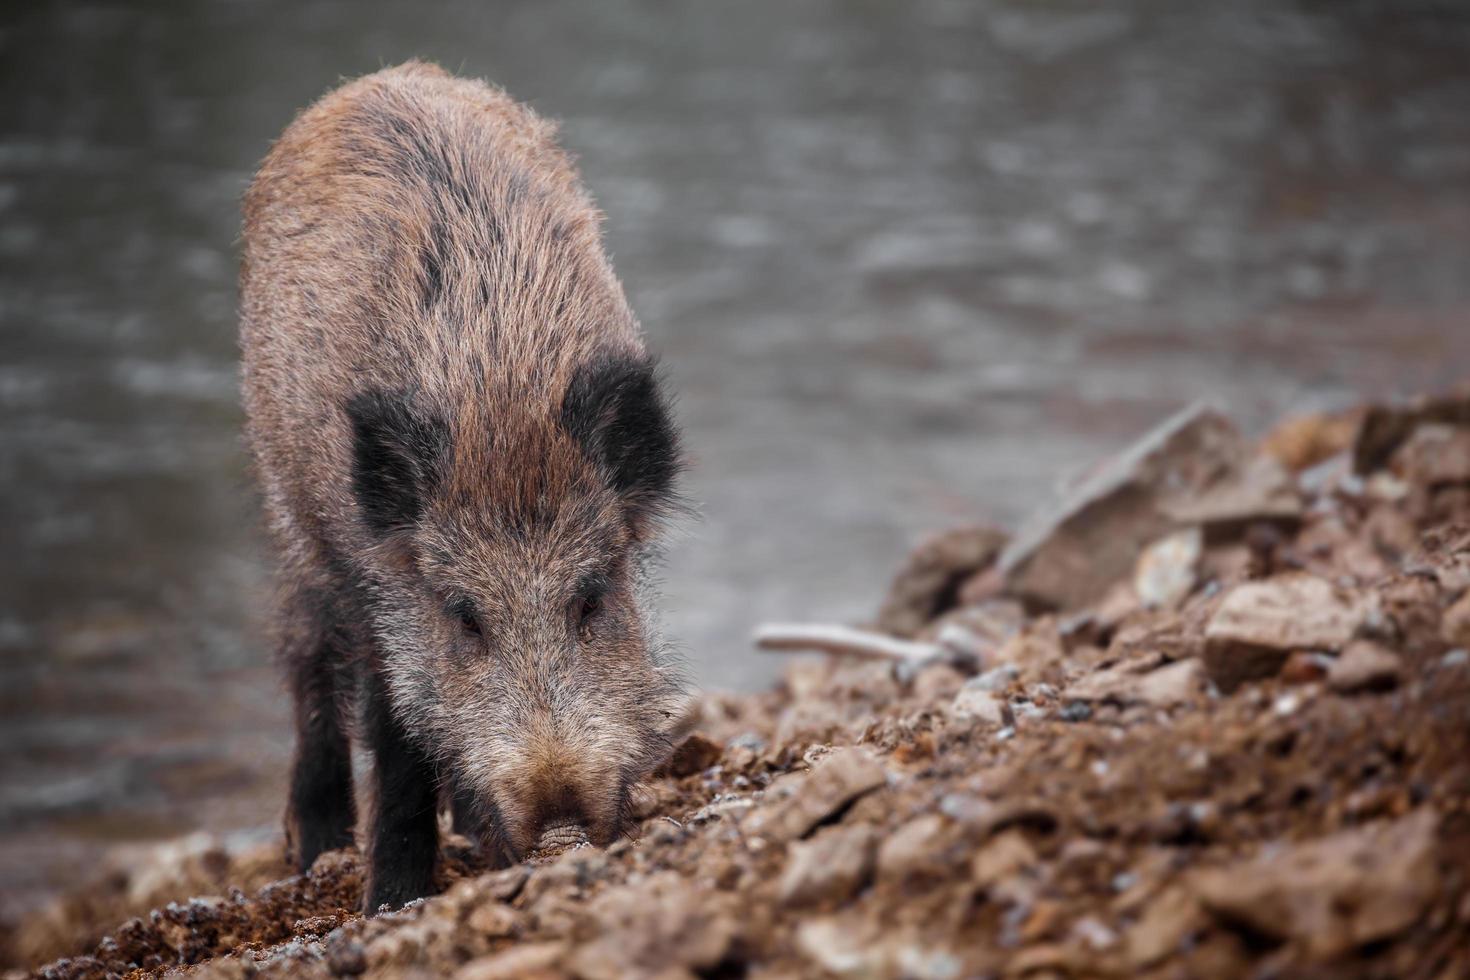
[561, 352, 681, 519]
[346, 389, 449, 536]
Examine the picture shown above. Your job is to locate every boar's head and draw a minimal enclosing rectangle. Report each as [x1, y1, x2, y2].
[346, 349, 688, 859]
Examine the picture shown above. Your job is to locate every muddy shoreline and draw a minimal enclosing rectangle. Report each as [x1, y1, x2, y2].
[9, 391, 1470, 979]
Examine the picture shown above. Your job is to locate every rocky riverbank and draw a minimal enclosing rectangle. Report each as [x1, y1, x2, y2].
[10, 392, 1470, 979]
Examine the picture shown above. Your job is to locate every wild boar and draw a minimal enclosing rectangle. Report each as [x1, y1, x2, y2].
[240, 61, 687, 911]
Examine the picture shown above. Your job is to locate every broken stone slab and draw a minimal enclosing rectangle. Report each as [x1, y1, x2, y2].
[1327, 640, 1402, 694]
[1192, 809, 1440, 959]
[999, 404, 1230, 610]
[745, 747, 887, 843]
[1203, 574, 1370, 690]
[997, 404, 1300, 611]
[876, 525, 1009, 638]
[778, 822, 879, 907]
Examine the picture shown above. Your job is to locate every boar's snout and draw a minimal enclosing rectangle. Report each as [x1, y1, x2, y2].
[490, 735, 628, 857]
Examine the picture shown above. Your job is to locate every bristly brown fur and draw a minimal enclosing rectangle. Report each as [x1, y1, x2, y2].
[240, 61, 687, 913]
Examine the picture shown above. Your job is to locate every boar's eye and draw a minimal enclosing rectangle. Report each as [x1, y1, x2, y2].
[460, 611, 482, 637]
[572, 572, 612, 636]
[448, 598, 482, 638]
[573, 593, 602, 632]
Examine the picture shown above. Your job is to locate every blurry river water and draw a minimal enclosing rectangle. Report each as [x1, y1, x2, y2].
[3, 0, 1469, 917]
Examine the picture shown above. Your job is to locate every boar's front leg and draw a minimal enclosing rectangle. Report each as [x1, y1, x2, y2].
[363, 665, 439, 913]
[284, 590, 356, 872]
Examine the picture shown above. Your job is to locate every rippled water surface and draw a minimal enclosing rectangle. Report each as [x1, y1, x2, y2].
[3, 0, 1469, 915]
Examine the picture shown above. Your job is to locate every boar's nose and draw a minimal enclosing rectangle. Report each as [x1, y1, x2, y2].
[528, 788, 591, 852]
[506, 731, 625, 853]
